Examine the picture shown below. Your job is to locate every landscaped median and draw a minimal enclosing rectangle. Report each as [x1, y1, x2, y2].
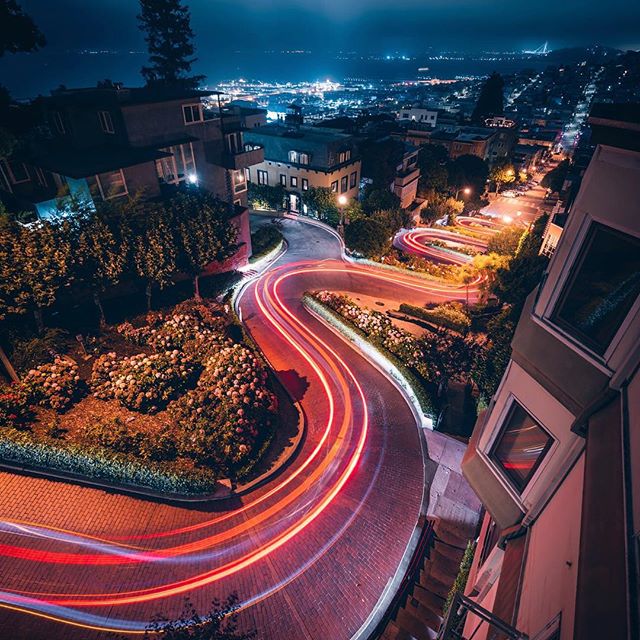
[0, 300, 285, 500]
[302, 291, 437, 427]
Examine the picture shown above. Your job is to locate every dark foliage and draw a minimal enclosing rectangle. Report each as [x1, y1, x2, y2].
[471, 72, 505, 123]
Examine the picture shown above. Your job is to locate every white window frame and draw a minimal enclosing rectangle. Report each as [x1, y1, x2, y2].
[95, 169, 128, 200]
[288, 150, 299, 163]
[5, 161, 30, 184]
[290, 175, 298, 188]
[302, 177, 309, 191]
[182, 103, 203, 125]
[52, 111, 65, 134]
[97, 110, 115, 134]
[257, 169, 268, 186]
[233, 170, 247, 194]
[280, 174, 287, 186]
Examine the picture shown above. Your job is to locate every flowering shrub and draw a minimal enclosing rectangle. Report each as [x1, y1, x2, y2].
[91, 350, 198, 413]
[0, 384, 32, 429]
[313, 291, 436, 383]
[117, 302, 230, 363]
[22, 357, 84, 412]
[170, 343, 277, 469]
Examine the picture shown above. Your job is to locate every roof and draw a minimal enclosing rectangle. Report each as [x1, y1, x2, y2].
[244, 124, 356, 169]
[588, 103, 640, 152]
[32, 145, 172, 178]
[42, 85, 212, 109]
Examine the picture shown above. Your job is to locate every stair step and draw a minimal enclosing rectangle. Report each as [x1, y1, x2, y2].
[395, 608, 438, 640]
[423, 557, 458, 587]
[380, 620, 414, 640]
[404, 594, 443, 631]
[419, 571, 451, 600]
[412, 584, 446, 621]
[431, 539, 465, 563]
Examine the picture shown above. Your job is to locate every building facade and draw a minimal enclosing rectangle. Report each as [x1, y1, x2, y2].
[455, 112, 640, 640]
[244, 123, 361, 214]
[393, 142, 420, 209]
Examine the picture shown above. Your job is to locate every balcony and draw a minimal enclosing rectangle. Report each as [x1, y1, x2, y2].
[437, 593, 529, 640]
[394, 166, 420, 188]
[221, 143, 264, 170]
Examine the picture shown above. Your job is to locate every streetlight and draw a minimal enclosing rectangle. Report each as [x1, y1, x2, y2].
[337, 194, 348, 236]
[454, 186, 472, 199]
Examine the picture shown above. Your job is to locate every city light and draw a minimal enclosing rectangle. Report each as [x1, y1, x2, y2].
[187, 173, 198, 184]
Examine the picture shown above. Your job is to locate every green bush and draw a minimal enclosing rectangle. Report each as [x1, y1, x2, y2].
[8, 328, 69, 374]
[399, 302, 471, 333]
[444, 541, 475, 614]
[22, 357, 85, 412]
[250, 225, 284, 262]
[0, 427, 218, 495]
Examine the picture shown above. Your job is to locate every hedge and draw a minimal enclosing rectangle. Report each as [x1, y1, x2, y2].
[399, 302, 471, 333]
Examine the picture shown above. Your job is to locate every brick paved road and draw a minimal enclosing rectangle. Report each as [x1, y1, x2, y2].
[0, 218, 470, 639]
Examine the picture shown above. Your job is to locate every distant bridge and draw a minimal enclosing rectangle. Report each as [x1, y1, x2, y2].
[523, 42, 550, 55]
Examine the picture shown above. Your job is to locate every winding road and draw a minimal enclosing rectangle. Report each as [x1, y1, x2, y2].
[394, 226, 489, 264]
[0, 217, 481, 640]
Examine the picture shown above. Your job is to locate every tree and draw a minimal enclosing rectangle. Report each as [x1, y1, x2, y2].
[420, 194, 463, 224]
[416, 144, 449, 195]
[345, 218, 390, 257]
[175, 194, 238, 299]
[304, 187, 339, 225]
[247, 182, 285, 211]
[359, 137, 405, 189]
[135, 211, 177, 310]
[138, 0, 204, 89]
[472, 72, 504, 123]
[10, 220, 72, 333]
[143, 594, 255, 639]
[486, 226, 525, 256]
[0, 0, 45, 57]
[361, 186, 401, 215]
[77, 214, 130, 327]
[448, 154, 489, 197]
[541, 159, 570, 194]
[489, 160, 516, 194]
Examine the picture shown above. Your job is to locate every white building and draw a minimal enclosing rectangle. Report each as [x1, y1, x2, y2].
[397, 107, 438, 127]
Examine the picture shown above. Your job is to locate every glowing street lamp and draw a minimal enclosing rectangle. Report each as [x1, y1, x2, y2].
[337, 194, 348, 236]
[454, 186, 472, 199]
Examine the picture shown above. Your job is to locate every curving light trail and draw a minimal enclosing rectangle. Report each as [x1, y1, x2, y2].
[0, 226, 479, 637]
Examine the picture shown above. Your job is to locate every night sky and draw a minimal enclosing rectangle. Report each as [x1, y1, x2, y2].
[18, 0, 640, 54]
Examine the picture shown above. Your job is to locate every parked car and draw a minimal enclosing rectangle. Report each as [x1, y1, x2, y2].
[502, 190, 519, 198]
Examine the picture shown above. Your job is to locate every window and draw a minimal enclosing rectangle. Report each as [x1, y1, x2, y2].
[288, 150, 299, 163]
[290, 176, 298, 188]
[182, 103, 203, 125]
[551, 223, 640, 354]
[6, 161, 30, 184]
[349, 171, 357, 189]
[233, 170, 246, 194]
[331, 180, 338, 193]
[96, 169, 127, 199]
[51, 111, 65, 134]
[98, 110, 114, 134]
[338, 150, 352, 164]
[302, 178, 309, 191]
[257, 169, 268, 186]
[280, 174, 287, 186]
[245, 168, 251, 181]
[490, 401, 553, 493]
[340, 175, 348, 193]
[34, 167, 48, 188]
[299, 153, 309, 165]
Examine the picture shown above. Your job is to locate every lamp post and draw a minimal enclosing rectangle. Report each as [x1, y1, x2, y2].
[455, 186, 472, 200]
[337, 194, 348, 236]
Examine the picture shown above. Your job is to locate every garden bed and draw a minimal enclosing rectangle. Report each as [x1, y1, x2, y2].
[0, 300, 283, 497]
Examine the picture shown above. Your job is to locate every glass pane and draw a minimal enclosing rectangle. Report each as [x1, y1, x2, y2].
[491, 402, 552, 492]
[553, 224, 640, 353]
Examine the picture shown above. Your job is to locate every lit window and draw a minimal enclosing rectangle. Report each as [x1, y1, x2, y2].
[98, 110, 115, 134]
[302, 178, 309, 191]
[234, 170, 246, 193]
[331, 180, 338, 193]
[299, 153, 309, 165]
[490, 401, 552, 493]
[288, 150, 299, 163]
[551, 223, 640, 354]
[96, 169, 127, 199]
[257, 169, 268, 186]
[340, 175, 348, 193]
[280, 174, 287, 186]
[290, 176, 298, 188]
[182, 103, 203, 125]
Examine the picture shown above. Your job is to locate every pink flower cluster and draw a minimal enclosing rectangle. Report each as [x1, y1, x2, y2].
[22, 357, 84, 412]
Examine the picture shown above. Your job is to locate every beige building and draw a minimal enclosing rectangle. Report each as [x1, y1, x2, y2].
[244, 123, 360, 214]
[451, 108, 640, 640]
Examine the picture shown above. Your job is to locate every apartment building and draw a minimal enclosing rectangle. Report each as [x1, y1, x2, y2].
[0, 83, 265, 266]
[244, 123, 361, 214]
[398, 106, 439, 127]
[393, 142, 420, 209]
[450, 107, 640, 640]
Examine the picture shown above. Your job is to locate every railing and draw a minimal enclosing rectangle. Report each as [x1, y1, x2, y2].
[437, 593, 529, 640]
[221, 144, 264, 170]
